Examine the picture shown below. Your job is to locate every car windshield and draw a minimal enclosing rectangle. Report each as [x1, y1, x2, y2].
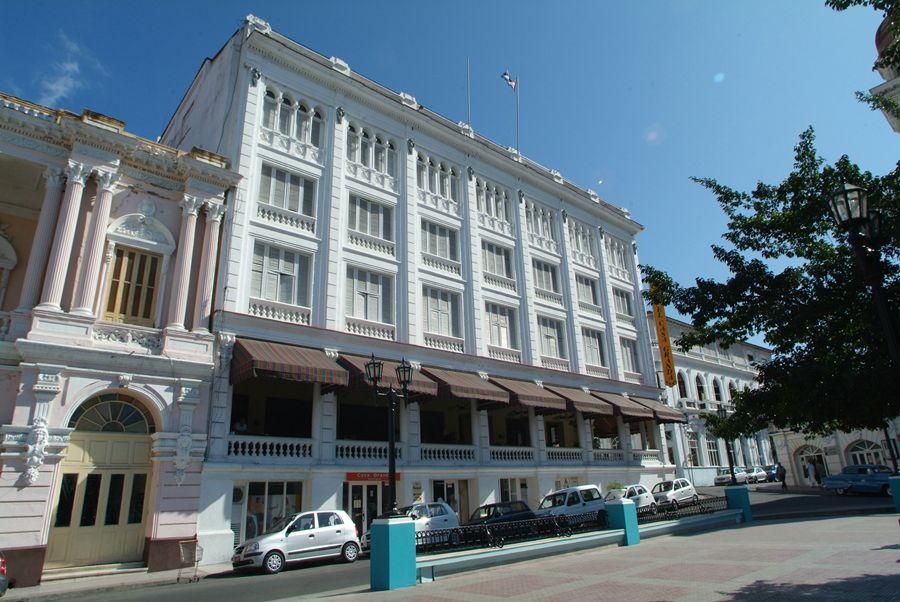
[717, 469, 731, 475]
[539, 492, 567, 509]
[604, 489, 625, 501]
[652, 482, 673, 493]
[470, 506, 493, 521]
[265, 514, 298, 535]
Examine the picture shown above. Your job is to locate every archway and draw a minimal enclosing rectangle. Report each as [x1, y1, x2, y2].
[794, 444, 828, 486]
[46, 392, 156, 569]
[846, 439, 884, 466]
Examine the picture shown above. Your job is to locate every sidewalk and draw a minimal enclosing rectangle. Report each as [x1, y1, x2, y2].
[345, 513, 900, 601]
[4, 562, 233, 602]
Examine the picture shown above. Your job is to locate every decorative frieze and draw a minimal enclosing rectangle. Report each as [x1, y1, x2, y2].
[0, 420, 72, 486]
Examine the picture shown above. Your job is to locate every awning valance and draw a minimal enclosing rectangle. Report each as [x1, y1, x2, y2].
[339, 354, 438, 396]
[231, 339, 349, 386]
[421, 367, 509, 404]
[631, 397, 686, 423]
[544, 385, 614, 417]
[491, 377, 567, 412]
[590, 392, 654, 420]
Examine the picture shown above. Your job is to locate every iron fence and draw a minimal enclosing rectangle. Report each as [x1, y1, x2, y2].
[636, 495, 728, 525]
[415, 510, 608, 554]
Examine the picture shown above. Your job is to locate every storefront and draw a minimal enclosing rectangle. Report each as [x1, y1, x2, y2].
[342, 472, 396, 538]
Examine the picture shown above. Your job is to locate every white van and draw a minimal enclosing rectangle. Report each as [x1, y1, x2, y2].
[534, 485, 605, 517]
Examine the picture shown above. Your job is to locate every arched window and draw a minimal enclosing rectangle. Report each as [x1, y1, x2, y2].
[728, 382, 737, 400]
[450, 169, 459, 201]
[296, 103, 310, 142]
[386, 141, 397, 176]
[416, 154, 427, 189]
[69, 393, 156, 434]
[310, 109, 323, 148]
[263, 90, 277, 130]
[713, 380, 724, 402]
[278, 96, 293, 135]
[428, 160, 437, 193]
[346, 125, 359, 162]
[360, 130, 371, 167]
[677, 373, 688, 399]
[374, 135, 386, 172]
[847, 440, 884, 465]
[695, 376, 707, 401]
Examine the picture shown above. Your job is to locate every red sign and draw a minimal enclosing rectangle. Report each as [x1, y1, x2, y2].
[346, 472, 400, 482]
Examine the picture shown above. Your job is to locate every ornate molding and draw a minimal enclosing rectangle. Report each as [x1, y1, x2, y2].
[249, 66, 262, 86]
[118, 373, 133, 389]
[33, 372, 61, 396]
[477, 371, 489, 381]
[180, 194, 203, 216]
[66, 161, 89, 185]
[204, 201, 226, 222]
[324, 348, 339, 361]
[467, 166, 474, 182]
[93, 323, 162, 353]
[0, 420, 71, 486]
[42, 167, 66, 190]
[95, 169, 120, 193]
[335, 106, 344, 124]
[407, 138, 415, 155]
[246, 14, 272, 35]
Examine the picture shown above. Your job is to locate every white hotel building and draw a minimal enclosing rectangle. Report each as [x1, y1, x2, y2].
[160, 15, 685, 564]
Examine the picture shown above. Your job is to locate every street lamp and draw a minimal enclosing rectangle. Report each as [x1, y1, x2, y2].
[828, 183, 900, 474]
[365, 354, 413, 516]
[718, 405, 738, 486]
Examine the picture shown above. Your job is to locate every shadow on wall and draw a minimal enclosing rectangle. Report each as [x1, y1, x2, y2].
[724, 573, 900, 600]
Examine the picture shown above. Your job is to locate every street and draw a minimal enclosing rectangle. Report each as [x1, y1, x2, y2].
[697, 485, 894, 518]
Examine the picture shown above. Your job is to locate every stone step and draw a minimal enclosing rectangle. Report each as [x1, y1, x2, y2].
[41, 562, 147, 582]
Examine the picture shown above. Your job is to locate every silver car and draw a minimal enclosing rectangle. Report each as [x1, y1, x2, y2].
[651, 478, 699, 509]
[232, 510, 360, 574]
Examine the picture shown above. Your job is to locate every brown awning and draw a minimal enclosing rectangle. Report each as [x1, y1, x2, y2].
[420, 367, 509, 403]
[544, 385, 614, 417]
[591, 392, 654, 420]
[491, 377, 567, 412]
[231, 339, 349, 386]
[630, 397, 686, 423]
[339, 354, 438, 396]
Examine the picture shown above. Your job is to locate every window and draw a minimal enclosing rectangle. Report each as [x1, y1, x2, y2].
[687, 432, 700, 467]
[258, 165, 316, 216]
[345, 267, 393, 323]
[262, 90, 277, 130]
[713, 380, 724, 402]
[482, 242, 513, 278]
[533, 260, 559, 293]
[245, 481, 303, 540]
[104, 246, 162, 327]
[278, 96, 292, 135]
[423, 286, 461, 337]
[677, 373, 688, 398]
[317, 511, 343, 527]
[346, 126, 396, 176]
[294, 104, 323, 148]
[348, 195, 393, 241]
[539, 316, 565, 358]
[706, 439, 722, 466]
[576, 275, 599, 305]
[696, 376, 707, 401]
[605, 237, 631, 280]
[613, 289, 634, 317]
[525, 201, 557, 242]
[582, 328, 606, 366]
[476, 180, 511, 223]
[620, 338, 639, 373]
[486, 303, 517, 349]
[417, 155, 459, 202]
[847, 440, 884, 465]
[251, 243, 311, 307]
[421, 221, 459, 261]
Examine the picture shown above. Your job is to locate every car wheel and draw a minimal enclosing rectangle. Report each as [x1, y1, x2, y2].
[649, 502, 658, 515]
[263, 551, 284, 574]
[341, 542, 360, 563]
[670, 499, 678, 511]
[691, 494, 699, 504]
[835, 487, 846, 496]
[881, 485, 890, 498]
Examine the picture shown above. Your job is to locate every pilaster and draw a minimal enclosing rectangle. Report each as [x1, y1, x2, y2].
[71, 169, 119, 316]
[463, 166, 485, 355]
[193, 202, 226, 331]
[166, 195, 203, 330]
[402, 139, 419, 344]
[514, 192, 541, 366]
[16, 168, 65, 314]
[559, 212, 586, 372]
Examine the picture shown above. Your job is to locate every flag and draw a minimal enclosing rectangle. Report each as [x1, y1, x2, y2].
[501, 70, 517, 92]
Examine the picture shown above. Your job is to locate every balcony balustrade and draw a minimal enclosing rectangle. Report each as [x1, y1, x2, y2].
[585, 364, 611, 378]
[546, 447, 583, 464]
[248, 298, 311, 325]
[344, 316, 396, 340]
[477, 212, 514, 237]
[421, 253, 461, 276]
[593, 448, 625, 464]
[345, 160, 398, 192]
[226, 435, 313, 462]
[256, 203, 316, 235]
[535, 288, 563, 306]
[258, 127, 325, 164]
[541, 356, 570, 372]
[632, 449, 662, 465]
[418, 189, 460, 216]
[420, 443, 477, 464]
[489, 446, 536, 464]
[487, 345, 521, 363]
[423, 331, 465, 353]
[347, 229, 395, 257]
[482, 271, 517, 293]
[335, 440, 401, 463]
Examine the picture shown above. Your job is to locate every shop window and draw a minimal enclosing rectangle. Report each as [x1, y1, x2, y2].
[244, 481, 303, 541]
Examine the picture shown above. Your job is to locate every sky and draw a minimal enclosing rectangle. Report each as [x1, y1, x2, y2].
[2, 1, 897, 340]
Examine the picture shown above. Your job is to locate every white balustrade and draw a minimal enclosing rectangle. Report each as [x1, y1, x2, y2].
[335, 440, 401, 463]
[623, 371, 643, 384]
[593, 448, 625, 464]
[345, 160, 398, 192]
[423, 331, 465, 353]
[347, 229, 395, 256]
[421, 253, 461, 276]
[489, 446, 536, 463]
[607, 264, 631, 282]
[258, 127, 324, 164]
[345, 316, 396, 340]
[585, 364, 610, 378]
[1, 93, 56, 121]
[528, 232, 559, 254]
[547, 447, 584, 463]
[487, 345, 521, 363]
[633, 449, 662, 465]
[256, 203, 316, 234]
[482, 272, 517, 292]
[420, 443, 477, 463]
[477, 212, 514, 237]
[417, 189, 460, 216]
[248, 298, 311, 325]
[541, 356, 570, 372]
[572, 248, 597, 268]
[578, 300, 603, 315]
[227, 435, 313, 461]
[535, 288, 563, 305]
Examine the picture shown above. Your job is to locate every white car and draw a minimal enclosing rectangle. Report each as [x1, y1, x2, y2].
[362, 502, 459, 549]
[535, 485, 605, 517]
[714, 467, 749, 485]
[232, 510, 360, 574]
[605, 484, 657, 514]
[651, 478, 699, 509]
[746, 466, 768, 483]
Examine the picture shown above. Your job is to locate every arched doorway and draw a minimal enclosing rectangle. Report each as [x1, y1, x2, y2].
[847, 440, 884, 465]
[794, 444, 828, 485]
[46, 393, 155, 569]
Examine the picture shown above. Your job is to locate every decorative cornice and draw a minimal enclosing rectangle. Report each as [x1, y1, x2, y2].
[95, 169, 120, 193]
[180, 194, 203, 216]
[204, 201, 227, 222]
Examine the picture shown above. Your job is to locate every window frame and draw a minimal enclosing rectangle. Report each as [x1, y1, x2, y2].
[619, 337, 640, 373]
[345, 266, 394, 324]
[103, 245, 163, 327]
[421, 220, 459, 262]
[532, 259, 560, 293]
[249, 241, 312, 308]
[582, 328, 606, 367]
[485, 302, 518, 350]
[348, 194, 394, 242]
[538, 315, 566, 359]
[422, 285, 462, 338]
[258, 164, 317, 217]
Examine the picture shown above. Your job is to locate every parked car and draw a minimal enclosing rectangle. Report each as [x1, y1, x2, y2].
[535, 485, 606, 518]
[651, 478, 698, 509]
[232, 510, 360, 574]
[714, 467, 748, 485]
[823, 464, 894, 496]
[605, 484, 658, 514]
[763, 464, 779, 482]
[467, 501, 536, 525]
[0, 550, 7, 598]
[746, 466, 768, 483]
[362, 502, 460, 549]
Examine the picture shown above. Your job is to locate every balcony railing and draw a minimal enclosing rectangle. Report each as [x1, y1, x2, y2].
[248, 298, 311, 325]
[478, 212, 514, 237]
[258, 127, 324, 164]
[633, 449, 662, 465]
[546, 447, 583, 463]
[256, 203, 316, 235]
[345, 316, 396, 340]
[345, 160, 398, 192]
[623, 371, 643, 384]
[336, 440, 401, 463]
[593, 448, 625, 464]
[489, 446, 536, 463]
[347, 229, 395, 256]
[585, 364, 610, 378]
[92, 322, 162, 354]
[535, 288, 563, 306]
[420, 443, 477, 464]
[571, 248, 597, 268]
[607, 264, 632, 283]
[487, 345, 521, 363]
[578, 300, 603, 315]
[482, 272, 517, 292]
[418, 189, 460, 216]
[528, 232, 559, 254]
[421, 253, 461, 276]
[227, 435, 313, 461]
[423, 331, 465, 353]
[541, 356, 570, 372]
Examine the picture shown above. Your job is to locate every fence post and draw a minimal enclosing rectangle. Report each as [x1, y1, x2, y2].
[724, 485, 752, 523]
[370, 517, 416, 591]
[605, 498, 639, 546]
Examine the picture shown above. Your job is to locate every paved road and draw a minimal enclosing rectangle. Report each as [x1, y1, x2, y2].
[67, 557, 370, 602]
[696, 484, 893, 518]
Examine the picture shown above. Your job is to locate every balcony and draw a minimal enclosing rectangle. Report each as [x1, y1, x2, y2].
[528, 232, 559, 255]
[489, 446, 536, 464]
[257, 127, 325, 165]
[571, 248, 596, 269]
[487, 345, 521, 363]
[541, 356, 570, 372]
[546, 447, 583, 464]
[423, 331, 465, 353]
[226, 435, 313, 463]
[482, 272, 517, 293]
[345, 160, 398, 193]
[477, 212, 514, 237]
[345, 316, 396, 340]
[92, 322, 162, 354]
[585, 364, 610, 378]
[248, 298, 310, 325]
[418, 189, 460, 217]
[421, 253, 461, 276]
[347, 230, 395, 257]
[633, 449, 662, 465]
[420, 443, 477, 464]
[593, 448, 625, 464]
[607, 264, 632, 283]
[256, 203, 316, 235]
[624, 370, 643, 384]
[336, 440, 401, 464]
[535, 288, 563, 306]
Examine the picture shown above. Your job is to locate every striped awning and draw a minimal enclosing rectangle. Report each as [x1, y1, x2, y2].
[590, 392, 655, 420]
[491, 377, 567, 412]
[631, 397, 686, 424]
[420, 367, 509, 404]
[544, 385, 614, 417]
[339, 354, 438, 396]
[230, 339, 349, 386]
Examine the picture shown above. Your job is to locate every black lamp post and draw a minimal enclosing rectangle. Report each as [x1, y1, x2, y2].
[718, 405, 738, 486]
[365, 354, 413, 516]
[828, 183, 900, 474]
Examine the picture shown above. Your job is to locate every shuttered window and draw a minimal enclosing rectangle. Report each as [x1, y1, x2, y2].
[345, 267, 393, 324]
[258, 165, 316, 217]
[104, 246, 161, 326]
[250, 242, 311, 307]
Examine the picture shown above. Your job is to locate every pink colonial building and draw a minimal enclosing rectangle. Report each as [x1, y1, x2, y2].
[0, 93, 238, 585]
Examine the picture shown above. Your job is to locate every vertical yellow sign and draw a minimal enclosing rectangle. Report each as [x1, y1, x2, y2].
[653, 302, 677, 388]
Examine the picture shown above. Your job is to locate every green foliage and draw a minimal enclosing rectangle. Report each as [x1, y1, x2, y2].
[643, 129, 900, 436]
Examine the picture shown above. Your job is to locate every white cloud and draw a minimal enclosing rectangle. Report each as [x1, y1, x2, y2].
[36, 31, 107, 107]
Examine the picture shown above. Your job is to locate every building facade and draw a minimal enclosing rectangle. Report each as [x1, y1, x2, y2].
[159, 15, 684, 565]
[871, 13, 900, 133]
[0, 95, 238, 584]
[648, 314, 774, 486]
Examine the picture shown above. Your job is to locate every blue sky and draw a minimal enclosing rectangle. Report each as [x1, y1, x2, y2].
[2, 1, 896, 333]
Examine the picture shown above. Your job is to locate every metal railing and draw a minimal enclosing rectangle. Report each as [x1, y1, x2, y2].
[415, 510, 607, 555]
[636, 495, 728, 525]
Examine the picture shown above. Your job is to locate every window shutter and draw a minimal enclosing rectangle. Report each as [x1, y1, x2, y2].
[251, 243, 265, 298]
[348, 197, 357, 231]
[288, 174, 301, 212]
[259, 165, 272, 204]
[345, 268, 355, 317]
[302, 178, 315, 216]
[297, 254, 310, 307]
[310, 116, 321, 148]
[381, 277, 392, 324]
[450, 293, 460, 337]
[273, 169, 287, 209]
[382, 206, 393, 241]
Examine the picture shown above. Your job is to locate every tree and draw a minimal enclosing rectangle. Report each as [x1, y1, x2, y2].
[644, 128, 900, 436]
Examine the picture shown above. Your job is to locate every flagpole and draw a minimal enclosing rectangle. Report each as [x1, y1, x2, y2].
[466, 57, 472, 126]
[515, 75, 520, 154]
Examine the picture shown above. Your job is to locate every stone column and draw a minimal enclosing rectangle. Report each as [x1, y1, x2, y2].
[37, 162, 89, 311]
[616, 415, 634, 462]
[17, 169, 66, 311]
[71, 170, 119, 316]
[166, 195, 203, 330]
[192, 202, 226, 331]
